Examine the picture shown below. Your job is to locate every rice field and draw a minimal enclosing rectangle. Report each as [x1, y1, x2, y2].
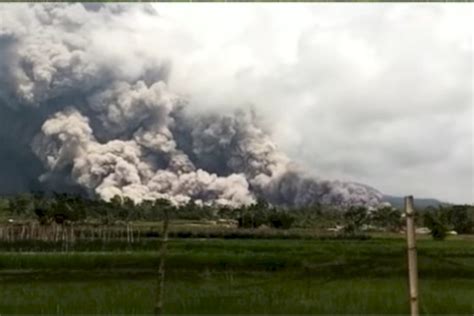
[2, 272, 473, 314]
[0, 237, 473, 314]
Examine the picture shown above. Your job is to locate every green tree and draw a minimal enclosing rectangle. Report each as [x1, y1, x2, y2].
[154, 198, 174, 221]
[343, 206, 369, 235]
[137, 199, 155, 221]
[267, 209, 295, 229]
[447, 205, 474, 234]
[371, 206, 402, 232]
[93, 199, 114, 224]
[117, 197, 135, 221]
[237, 198, 270, 229]
[0, 198, 9, 216]
[424, 208, 449, 240]
[8, 194, 34, 217]
[33, 193, 88, 225]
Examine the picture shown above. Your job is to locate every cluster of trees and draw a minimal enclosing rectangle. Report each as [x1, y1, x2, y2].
[2, 193, 175, 224]
[1, 193, 473, 236]
[340, 205, 403, 235]
[341, 204, 474, 239]
[1, 194, 297, 228]
[237, 201, 402, 233]
[421, 205, 474, 240]
[236, 199, 296, 229]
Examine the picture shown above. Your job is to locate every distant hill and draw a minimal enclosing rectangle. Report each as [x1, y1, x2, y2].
[383, 195, 448, 210]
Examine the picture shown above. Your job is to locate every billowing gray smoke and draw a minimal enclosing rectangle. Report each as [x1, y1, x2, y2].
[0, 4, 383, 208]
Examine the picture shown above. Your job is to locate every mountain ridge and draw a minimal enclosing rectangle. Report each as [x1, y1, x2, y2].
[382, 195, 448, 209]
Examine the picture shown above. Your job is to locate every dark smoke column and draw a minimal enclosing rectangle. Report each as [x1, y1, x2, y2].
[0, 4, 383, 208]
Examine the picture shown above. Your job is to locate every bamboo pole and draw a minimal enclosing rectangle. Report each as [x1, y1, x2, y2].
[405, 196, 419, 316]
[155, 209, 169, 315]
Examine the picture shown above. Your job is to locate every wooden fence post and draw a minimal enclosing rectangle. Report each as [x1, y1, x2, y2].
[155, 209, 169, 315]
[405, 196, 419, 316]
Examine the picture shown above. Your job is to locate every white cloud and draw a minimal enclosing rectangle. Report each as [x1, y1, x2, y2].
[147, 3, 473, 203]
[1, 3, 471, 203]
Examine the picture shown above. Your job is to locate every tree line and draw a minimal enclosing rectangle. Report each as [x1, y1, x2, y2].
[0, 192, 472, 238]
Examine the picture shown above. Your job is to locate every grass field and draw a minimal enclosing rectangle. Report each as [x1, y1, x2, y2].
[1, 238, 473, 314]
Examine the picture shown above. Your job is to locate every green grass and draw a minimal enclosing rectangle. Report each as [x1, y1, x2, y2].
[1, 272, 473, 314]
[1, 239, 473, 277]
[0, 238, 473, 314]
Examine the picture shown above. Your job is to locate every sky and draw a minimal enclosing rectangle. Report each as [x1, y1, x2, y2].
[146, 4, 473, 203]
[0, 4, 472, 204]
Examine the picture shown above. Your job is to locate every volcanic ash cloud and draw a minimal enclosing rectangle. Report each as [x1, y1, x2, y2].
[0, 4, 383, 208]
